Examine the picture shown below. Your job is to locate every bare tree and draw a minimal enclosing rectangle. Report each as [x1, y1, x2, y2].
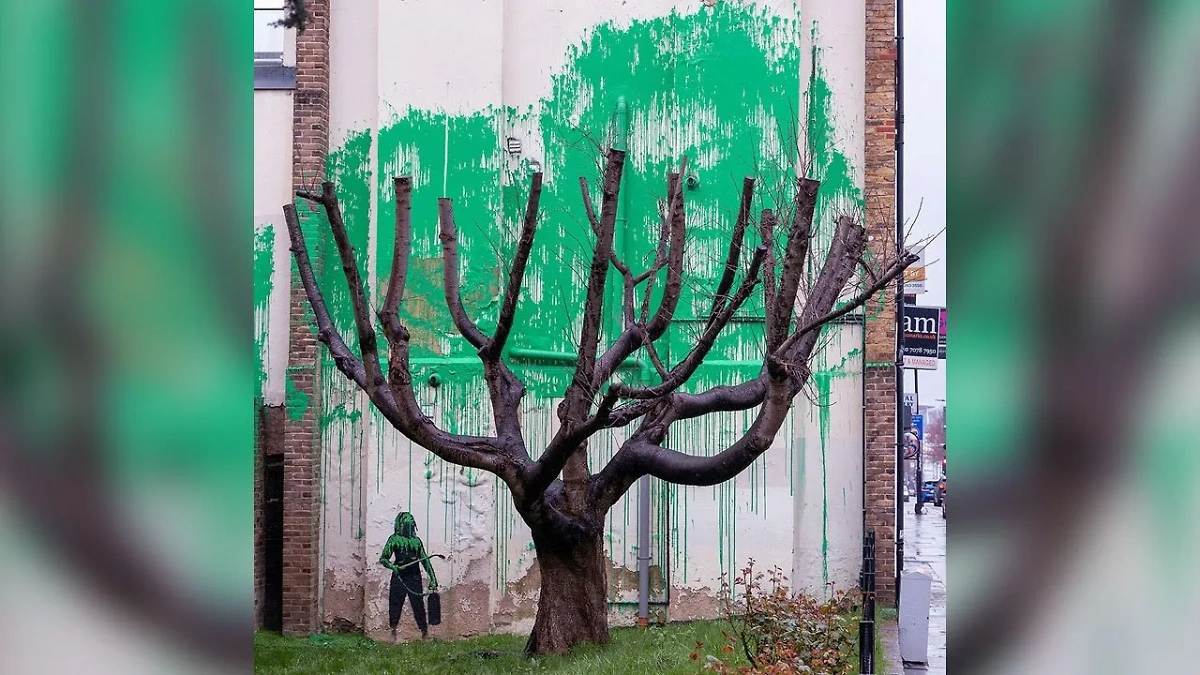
[283, 147, 917, 654]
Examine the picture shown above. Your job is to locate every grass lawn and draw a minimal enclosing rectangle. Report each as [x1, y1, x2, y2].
[255, 621, 746, 675]
[875, 607, 897, 672]
[256, 610, 888, 674]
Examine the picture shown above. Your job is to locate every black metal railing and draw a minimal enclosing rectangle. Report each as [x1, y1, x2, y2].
[858, 529, 876, 674]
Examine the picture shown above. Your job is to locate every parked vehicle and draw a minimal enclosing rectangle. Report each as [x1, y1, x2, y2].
[940, 459, 947, 516]
[918, 478, 945, 507]
[920, 480, 939, 505]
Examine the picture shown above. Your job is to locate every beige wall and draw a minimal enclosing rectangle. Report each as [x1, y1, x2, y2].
[280, 0, 873, 638]
[254, 89, 294, 407]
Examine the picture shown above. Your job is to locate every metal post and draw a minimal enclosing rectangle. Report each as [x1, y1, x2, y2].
[859, 619, 875, 674]
[637, 474, 651, 627]
[859, 529, 877, 673]
[914, 369, 923, 514]
[894, 0, 907, 606]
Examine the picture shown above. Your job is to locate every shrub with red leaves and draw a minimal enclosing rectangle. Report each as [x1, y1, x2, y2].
[690, 559, 860, 675]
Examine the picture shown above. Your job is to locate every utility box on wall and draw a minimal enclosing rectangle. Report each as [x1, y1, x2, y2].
[899, 567, 932, 664]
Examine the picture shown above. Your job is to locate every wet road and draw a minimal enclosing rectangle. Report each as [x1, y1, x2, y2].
[902, 500, 947, 673]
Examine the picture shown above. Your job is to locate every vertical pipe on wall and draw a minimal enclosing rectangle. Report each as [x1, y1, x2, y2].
[894, 0, 906, 608]
[611, 95, 653, 628]
[613, 96, 630, 269]
[614, 95, 633, 357]
[913, 369, 923, 514]
[638, 475, 651, 627]
[861, 316, 869, 542]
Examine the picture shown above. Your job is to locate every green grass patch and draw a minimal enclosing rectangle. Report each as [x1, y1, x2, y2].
[875, 606, 898, 673]
[255, 621, 744, 675]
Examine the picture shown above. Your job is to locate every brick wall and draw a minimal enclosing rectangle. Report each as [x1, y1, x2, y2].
[266, 0, 895, 625]
[254, 403, 263, 626]
[255, 403, 286, 629]
[282, 0, 331, 636]
[863, 0, 899, 605]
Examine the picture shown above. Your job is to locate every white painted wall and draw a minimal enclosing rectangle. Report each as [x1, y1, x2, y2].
[792, 323, 865, 595]
[253, 89, 294, 407]
[311, 0, 868, 637]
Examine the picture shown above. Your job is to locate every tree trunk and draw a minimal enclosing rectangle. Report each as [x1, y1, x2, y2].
[525, 530, 610, 654]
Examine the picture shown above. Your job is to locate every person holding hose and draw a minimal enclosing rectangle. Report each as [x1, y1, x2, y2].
[379, 511, 439, 639]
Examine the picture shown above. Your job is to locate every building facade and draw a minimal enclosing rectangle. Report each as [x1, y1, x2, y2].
[254, 0, 899, 639]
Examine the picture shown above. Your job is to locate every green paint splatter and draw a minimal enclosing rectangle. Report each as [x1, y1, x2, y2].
[253, 223, 274, 398]
[809, 340, 863, 587]
[321, 130, 374, 350]
[303, 1, 869, 594]
[805, 31, 864, 220]
[285, 370, 310, 422]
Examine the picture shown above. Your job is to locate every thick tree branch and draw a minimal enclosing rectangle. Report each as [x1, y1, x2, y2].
[580, 176, 631, 277]
[378, 177, 413, 345]
[611, 245, 767, 401]
[768, 215, 863, 374]
[288, 192, 520, 485]
[317, 181, 388, 398]
[706, 177, 756, 326]
[585, 166, 688, 403]
[568, 149, 625, 393]
[644, 168, 687, 342]
[526, 149, 626, 502]
[759, 209, 778, 345]
[776, 250, 919, 357]
[671, 376, 770, 420]
[594, 376, 794, 506]
[591, 214, 878, 509]
[438, 198, 489, 350]
[582, 177, 640, 329]
[769, 178, 819, 351]
[485, 172, 543, 360]
[283, 201, 368, 390]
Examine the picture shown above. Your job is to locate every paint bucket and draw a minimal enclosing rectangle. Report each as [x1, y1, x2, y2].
[427, 592, 441, 626]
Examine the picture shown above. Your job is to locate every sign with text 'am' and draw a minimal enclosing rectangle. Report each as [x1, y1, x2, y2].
[902, 305, 940, 370]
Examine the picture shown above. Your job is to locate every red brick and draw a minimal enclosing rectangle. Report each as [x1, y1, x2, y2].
[863, 0, 900, 605]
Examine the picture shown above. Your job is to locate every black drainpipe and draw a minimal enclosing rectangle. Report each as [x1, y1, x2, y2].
[893, 0, 906, 609]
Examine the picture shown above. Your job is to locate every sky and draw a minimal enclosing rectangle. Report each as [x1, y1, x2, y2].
[901, 0, 946, 409]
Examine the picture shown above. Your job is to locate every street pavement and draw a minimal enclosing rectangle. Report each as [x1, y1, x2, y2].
[901, 499, 947, 674]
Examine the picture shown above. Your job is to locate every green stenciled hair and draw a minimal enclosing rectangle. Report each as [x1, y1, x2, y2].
[394, 511, 417, 537]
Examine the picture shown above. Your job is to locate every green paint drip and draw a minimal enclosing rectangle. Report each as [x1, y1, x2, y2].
[809, 339, 863, 588]
[284, 370, 309, 422]
[253, 224, 274, 399]
[805, 27, 864, 221]
[321, 130, 373, 355]
[343, 3, 832, 403]
[299, 1, 869, 594]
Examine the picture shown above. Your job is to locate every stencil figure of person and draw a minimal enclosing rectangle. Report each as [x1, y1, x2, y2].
[379, 511, 438, 639]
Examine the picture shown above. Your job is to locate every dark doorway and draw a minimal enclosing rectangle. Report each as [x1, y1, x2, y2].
[262, 453, 284, 631]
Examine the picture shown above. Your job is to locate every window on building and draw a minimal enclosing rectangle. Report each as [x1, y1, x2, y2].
[255, 6, 285, 65]
[254, 3, 294, 89]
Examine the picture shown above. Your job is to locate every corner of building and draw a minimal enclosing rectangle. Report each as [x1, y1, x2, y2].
[863, 0, 899, 606]
[280, 0, 331, 637]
